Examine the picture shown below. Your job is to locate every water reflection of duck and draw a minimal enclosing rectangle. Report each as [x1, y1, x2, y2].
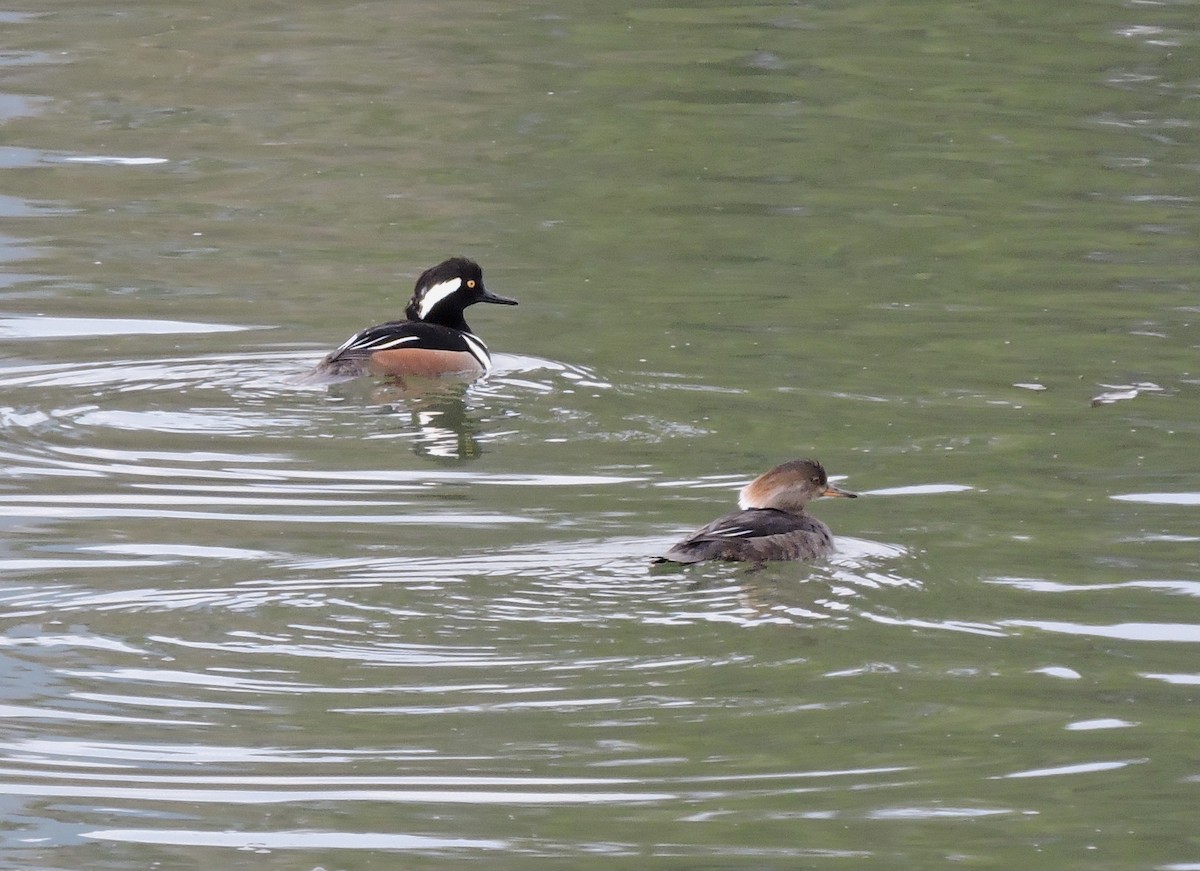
[325, 376, 486, 463]
[406, 387, 485, 463]
[656, 458, 857, 564]
[310, 257, 517, 380]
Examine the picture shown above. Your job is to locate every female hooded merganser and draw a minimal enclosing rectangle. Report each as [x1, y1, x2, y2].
[656, 458, 857, 564]
[310, 257, 517, 379]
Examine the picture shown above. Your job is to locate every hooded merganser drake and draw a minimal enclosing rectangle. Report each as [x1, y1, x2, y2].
[310, 257, 517, 379]
[655, 458, 857, 564]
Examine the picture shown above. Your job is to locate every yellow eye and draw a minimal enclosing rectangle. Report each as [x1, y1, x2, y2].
[466, 279, 476, 289]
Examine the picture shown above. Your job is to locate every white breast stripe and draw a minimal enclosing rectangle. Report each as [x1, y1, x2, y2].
[417, 278, 463, 319]
[461, 331, 492, 370]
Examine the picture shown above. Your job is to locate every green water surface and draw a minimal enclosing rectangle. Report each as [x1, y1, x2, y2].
[1, 1, 1199, 869]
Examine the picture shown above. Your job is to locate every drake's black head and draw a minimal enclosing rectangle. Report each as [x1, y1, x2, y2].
[404, 257, 517, 331]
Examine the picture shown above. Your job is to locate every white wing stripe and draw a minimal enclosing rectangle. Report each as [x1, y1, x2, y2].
[339, 333, 420, 353]
[711, 526, 754, 538]
[366, 335, 421, 351]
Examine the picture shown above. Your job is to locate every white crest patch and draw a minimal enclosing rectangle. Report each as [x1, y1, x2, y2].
[417, 278, 463, 320]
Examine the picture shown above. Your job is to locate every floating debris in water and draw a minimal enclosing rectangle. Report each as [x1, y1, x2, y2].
[1090, 381, 1163, 407]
